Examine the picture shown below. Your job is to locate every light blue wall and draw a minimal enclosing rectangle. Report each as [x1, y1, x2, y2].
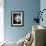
[4, 0, 40, 42]
[40, 0, 46, 27]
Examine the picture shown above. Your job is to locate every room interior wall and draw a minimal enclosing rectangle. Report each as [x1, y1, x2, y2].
[4, 0, 40, 42]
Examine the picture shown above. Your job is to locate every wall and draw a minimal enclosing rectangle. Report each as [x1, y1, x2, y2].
[4, 0, 40, 42]
[40, 0, 46, 27]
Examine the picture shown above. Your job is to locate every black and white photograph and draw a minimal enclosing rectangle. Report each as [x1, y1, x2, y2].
[11, 11, 24, 27]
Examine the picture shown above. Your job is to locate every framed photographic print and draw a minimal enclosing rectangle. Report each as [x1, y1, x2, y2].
[11, 11, 24, 27]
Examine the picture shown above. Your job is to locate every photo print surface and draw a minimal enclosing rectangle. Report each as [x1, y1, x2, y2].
[11, 11, 24, 27]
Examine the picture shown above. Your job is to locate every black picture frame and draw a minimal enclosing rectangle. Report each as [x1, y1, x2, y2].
[11, 11, 24, 27]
